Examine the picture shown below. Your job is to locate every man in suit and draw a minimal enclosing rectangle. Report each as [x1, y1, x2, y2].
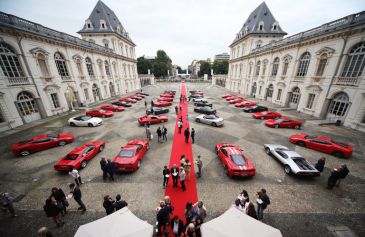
[106, 159, 115, 181]
[170, 164, 179, 188]
[100, 157, 108, 181]
[184, 127, 190, 143]
[170, 215, 184, 237]
[69, 183, 86, 214]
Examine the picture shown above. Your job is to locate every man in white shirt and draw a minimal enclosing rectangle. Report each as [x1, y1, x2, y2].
[179, 167, 186, 191]
[69, 167, 82, 186]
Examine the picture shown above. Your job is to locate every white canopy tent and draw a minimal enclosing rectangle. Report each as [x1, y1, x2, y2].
[201, 207, 282, 237]
[74, 207, 153, 237]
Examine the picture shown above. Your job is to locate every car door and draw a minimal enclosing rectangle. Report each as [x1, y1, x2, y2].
[150, 116, 158, 124]
[202, 115, 210, 125]
[311, 139, 332, 153]
[83, 146, 96, 161]
[218, 148, 229, 167]
[31, 138, 54, 151]
[135, 145, 143, 163]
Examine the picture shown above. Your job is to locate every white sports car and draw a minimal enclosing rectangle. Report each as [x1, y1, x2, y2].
[192, 97, 207, 102]
[195, 114, 224, 127]
[68, 115, 103, 127]
[263, 144, 319, 176]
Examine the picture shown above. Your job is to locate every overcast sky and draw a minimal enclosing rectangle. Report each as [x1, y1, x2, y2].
[1, 0, 364, 67]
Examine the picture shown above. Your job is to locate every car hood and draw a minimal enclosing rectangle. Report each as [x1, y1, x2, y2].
[88, 117, 103, 123]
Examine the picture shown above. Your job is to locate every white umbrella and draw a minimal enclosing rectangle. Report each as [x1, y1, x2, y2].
[74, 207, 153, 237]
[201, 207, 282, 237]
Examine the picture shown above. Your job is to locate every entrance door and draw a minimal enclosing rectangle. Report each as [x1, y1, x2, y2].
[17, 91, 41, 123]
[289, 87, 301, 108]
[92, 84, 100, 101]
[326, 92, 350, 123]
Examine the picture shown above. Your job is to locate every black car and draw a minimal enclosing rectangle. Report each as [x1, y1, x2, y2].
[112, 101, 132, 107]
[194, 101, 213, 107]
[194, 106, 216, 115]
[146, 107, 169, 115]
[242, 105, 268, 113]
[137, 92, 149, 96]
[190, 94, 203, 99]
[189, 90, 202, 93]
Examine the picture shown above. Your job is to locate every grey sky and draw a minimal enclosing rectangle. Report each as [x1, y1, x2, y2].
[1, 0, 364, 67]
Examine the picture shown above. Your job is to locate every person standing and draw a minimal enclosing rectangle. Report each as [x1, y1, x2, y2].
[146, 125, 152, 141]
[100, 157, 108, 181]
[50, 187, 67, 216]
[193, 201, 207, 221]
[171, 164, 179, 188]
[103, 195, 115, 215]
[256, 189, 270, 221]
[178, 119, 183, 134]
[162, 125, 167, 142]
[171, 215, 184, 237]
[1, 192, 17, 217]
[184, 127, 190, 143]
[157, 127, 163, 143]
[315, 157, 326, 172]
[328, 166, 342, 189]
[196, 155, 203, 178]
[191, 128, 195, 144]
[336, 164, 349, 187]
[246, 202, 258, 220]
[179, 167, 186, 191]
[175, 105, 179, 115]
[163, 165, 170, 188]
[184, 160, 191, 180]
[106, 159, 115, 181]
[69, 167, 82, 186]
[43, 197, 63, 227]
[144, 100, 147, 108]
[69, 183, 86, 214]
[114, 194, 128, 211]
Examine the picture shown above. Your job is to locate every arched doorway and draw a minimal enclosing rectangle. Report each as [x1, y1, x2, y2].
[16, 91, 41, 123]
[266, 84, 274, 101]
[251, 82, 257, 97]
[326, 92, 350, 123]
[109, 82, 115, 97]
[289, 87, 301, 108]
[92, 83, 100, 101]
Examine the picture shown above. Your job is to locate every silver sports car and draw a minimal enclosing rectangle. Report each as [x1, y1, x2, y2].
[195, 114, 224, 127]
[264, 144, 319, 176]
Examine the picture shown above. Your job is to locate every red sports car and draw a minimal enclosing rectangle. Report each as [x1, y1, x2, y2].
[86, 108, 113, 118]
[134, 93, 145, 98]
[290, 134, 353, 158]
[138, 115, 168, 126]
[226, 96, 237, 101]
[229, 98, 245, 104]
[130, 95, 142, 100]
[235, 101, 257, 107]
[192, 92, 204, 95]
[265, 117, 302, 129]
[100, 104, 124, 112]
[113, 140, 149, 172]
[154, 101, 172, 107]
[253, 111, 282, 120]
[119, 97, 137, 103]
[157, 97, 173, 102]
[215, 143, 255, 177]
[161, 94, 174, 98]
[12, 133, 74, 156]
[222, 94, 235, 99]
[54, 141, 105, 171]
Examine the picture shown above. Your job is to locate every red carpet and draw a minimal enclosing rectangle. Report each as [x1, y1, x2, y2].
[164, 82, 198, 226]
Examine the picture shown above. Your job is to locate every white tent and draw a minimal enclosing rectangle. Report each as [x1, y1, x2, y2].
[201, 207, 282, 237]
[74, 207, 153, 237]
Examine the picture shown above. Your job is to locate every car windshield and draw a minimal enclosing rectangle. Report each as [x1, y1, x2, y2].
[118, 149, 135, 158]
[230, 154, 246, 166]
[19, 140, 32, 145]
[274, 118, 283, 122]
[305, 135, 317, 139]
[82, 116, 92, 121]
[47, 134, 59, 138]
[64, 154, 78, 160]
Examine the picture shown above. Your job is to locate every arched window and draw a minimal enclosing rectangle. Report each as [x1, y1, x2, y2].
[17, 91, 38, 116]
[241, 44, 245, 55]
[282, 59, 289, 76]
[296, 52, 311, 77]
[125, 46, 129, 57]
[262, 61, 267, 76]
[255, 61, 261, 76]
[54, 53, 69, 77]
[248, 63, 253, 76]
[341, 42, 365, 78]
[239, 64, 243, 78]
[0, 43, 25, 78]
[266, 84, 274, 98]
[316, 53, 328, 76]
[120, 42, 124, 55]
[75, 58, 83, 76]
[290, 87, 301, 104]
[37, 54, 50, 77]
[104, 60, 111, 76]
[271, 57, 280, 76]
[328, 92, 349, 117]
[85, 57, 94, 76]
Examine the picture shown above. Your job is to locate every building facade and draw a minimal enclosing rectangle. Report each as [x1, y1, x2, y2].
[0, 1, 141, 132]
[189, 60, 201, 77]
[226, 2, 365, 132]
[215, 53, 230, 61]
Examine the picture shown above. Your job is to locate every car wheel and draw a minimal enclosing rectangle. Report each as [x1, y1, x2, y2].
[137, 161, 141, 169]
[297, 141, 306, 147]
[70, 122, 75, 126]
[99, 145, 104, 152]
[212, 122, 217, 127]
[265, 147, 271, 155]
[20, 150, 31, 156]
[274, 124, 279, 128]
[88, 123, 93, 127]
[58, 140, 67, 146]
[196, 119, 200, 123]
[294, 125, 301, 129]
[284, 165, 291, 174]
[333, 151, 344, 158]
[81, 160, 87, 169]
[261, 117, 265, 120]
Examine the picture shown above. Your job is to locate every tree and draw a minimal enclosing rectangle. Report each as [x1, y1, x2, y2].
[137, 56, 152, 74]
[177, 66, 183, 73]
[198, 60, 211, 77]
[212, 60, 229, 74]
[153, 50, 172, 78]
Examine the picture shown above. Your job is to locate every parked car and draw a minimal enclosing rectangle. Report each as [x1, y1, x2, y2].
[192, 97, 207, 102]
[164, 90, 176, 94]
[138, 115, 168, 126]
[252, 111, 281, 120]
[215, 143, 255, 177]
[113, 140, 149, 172]
[194, 101, 213, 107]
[86, 108, 113, 118]
[134, 93, 145, 98]
[235, 101, 257, 107]
[229, 98, 245, 104]
[112, 101, 132, 107]
[263, 144, 320, 176]
[242, 105, 268, 113]
[68, 115, 103, 127]
[119, 97, 137, 103]
[160, 94, 174, 98]
[12, 133, 74, 157]
[289, 134, 353, 158]
[137, 92, 149, 96]
[221, 94, 235, 99]
[191, 91, 204, 95]
[265, 117, 302, 129]
[226, 96, 237, 101]
[154, 101, 172, 107]
[195, 114, 223, 127]
[54, 141, 105, 171]
[130, 95, 142, 100]
[157, 97, 173, 102]
[190, 94, 203, 99]
[190, 90, 203, 94]
[146, 107, 169, 115]
[194, 106, 216, 115]
[100, 104, 124, 112]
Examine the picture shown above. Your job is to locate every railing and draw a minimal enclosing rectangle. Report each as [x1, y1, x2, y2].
[7, 77, 30, 85]
[333, 76, 360, 86]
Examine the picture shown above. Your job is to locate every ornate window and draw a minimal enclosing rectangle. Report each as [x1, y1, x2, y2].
[248, 63, 253, 76]
[328, 93, 349, 117]
[306, 93, 315, 109]
[277, 89, 282, 100]
[37, 54, 50, 77]
[17, 91, 38, 116]
[103, 39, 109, 48]
[296, 52, 311, 77]
[75, 59, 83, 76]
[125, 46, 129, 57]
[50, 93, 60, 108]
[237, 46, 240, 57]
[266, 84, 273, 97]
[255, 61, 261, 76]
[54, 53, 69, 77]
[290, 87, 301, 104]
[341, 42, 365, 78]
[85, 57, 94, 76]
[262, 61, 267, 76]
[104, 60, 111, 76]
[316, 54, 328, 76]
[0, 43, 25, 78]
[258, 21, 264, 31]
[282, 59, 289, 76]
[239, 64, 243, 78]
[84, 88, 89, 100]
[271, 57, 280, 76]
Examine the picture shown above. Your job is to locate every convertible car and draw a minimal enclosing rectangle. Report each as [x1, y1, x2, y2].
[195, 114, 223, 127]
[86, 108, 113, 118]
[252, 111, 281, 120]
[263, 144, 320, 176]
[138, 115, 168, 126]
[100, 104, 124, 112]
[242, 105, 268, 113]
[215, 143, 255, 177]
[54, 141, 105, 171]
[194, 106, 216, 115]
[289, 134, 353, 158]
[113, 140, 149, 172]
[265, 117, 302, 129]
[68, 115, 103, 127]
[146, 107, 169, 115]
[112, 101, 132, 107]
[12, 133, 74, 156]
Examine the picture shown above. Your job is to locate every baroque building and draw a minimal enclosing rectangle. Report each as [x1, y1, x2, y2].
[226, 2, 365, 132]
[0, 0, 140, 132]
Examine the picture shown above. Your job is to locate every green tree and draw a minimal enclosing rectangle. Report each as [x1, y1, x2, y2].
[177, 66, 183, 73]
[137, 56, 152, 74]
[212, 60, 229, 74]
[153, 50, 172, 78]
[198, 60, 211, 77]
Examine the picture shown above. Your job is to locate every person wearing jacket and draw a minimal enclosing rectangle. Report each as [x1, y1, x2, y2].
[156, 201, 170, 236]
[103, 195, 115, 215]
[170, 215, 184, 237]
[315, 157, 326, 172]
[171, 164, 179, 188]
[43, 196, 64, 227]
[69, 183, 86, 214]
[163, 165, 170, 188]
[50, 187, 67, 215]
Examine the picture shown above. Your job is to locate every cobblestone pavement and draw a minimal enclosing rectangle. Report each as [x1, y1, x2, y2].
[0, 82, 364, 237]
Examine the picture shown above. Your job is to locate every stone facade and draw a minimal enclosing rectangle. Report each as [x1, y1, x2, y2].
[226, 3, 365, 132]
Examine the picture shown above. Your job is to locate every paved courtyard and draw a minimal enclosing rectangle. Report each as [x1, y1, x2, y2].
[0, 82, 364, 237]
